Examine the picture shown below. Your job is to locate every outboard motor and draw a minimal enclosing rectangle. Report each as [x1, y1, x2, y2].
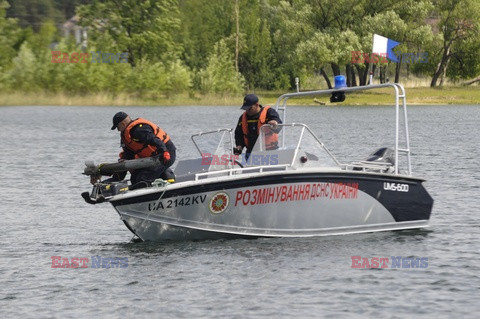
[81, 180, 129, 205]
[365, 147, 395, 166]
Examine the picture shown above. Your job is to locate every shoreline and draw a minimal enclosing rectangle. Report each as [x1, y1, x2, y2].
[1, 86, 479, 106]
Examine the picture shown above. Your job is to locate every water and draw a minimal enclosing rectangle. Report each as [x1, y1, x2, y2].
[1, 104, 479, 318]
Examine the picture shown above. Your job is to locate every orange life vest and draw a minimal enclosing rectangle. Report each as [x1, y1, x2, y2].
[121, 118, 170, 158]
[241, 106, 278, 150]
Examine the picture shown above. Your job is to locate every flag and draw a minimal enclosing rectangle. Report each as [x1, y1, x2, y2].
[372, 34, 400, 62]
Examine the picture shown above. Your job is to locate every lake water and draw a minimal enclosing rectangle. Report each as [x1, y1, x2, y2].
[1, 104, 479, 318]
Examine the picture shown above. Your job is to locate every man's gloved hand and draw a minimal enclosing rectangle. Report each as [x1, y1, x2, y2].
[163, 151, 171, 164]
[233, 147, 242, 155]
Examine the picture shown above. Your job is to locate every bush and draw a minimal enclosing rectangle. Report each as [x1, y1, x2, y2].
[7, 42, 38, 91]
[198, 39, 245, 95]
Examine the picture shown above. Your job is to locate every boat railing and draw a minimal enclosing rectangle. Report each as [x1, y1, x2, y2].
[194, 164, 291, 181]
[273, 83, 411, 175]
[343, 161, 394, 173]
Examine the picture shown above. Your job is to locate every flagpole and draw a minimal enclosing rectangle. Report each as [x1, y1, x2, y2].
[369, 34, 375, 85]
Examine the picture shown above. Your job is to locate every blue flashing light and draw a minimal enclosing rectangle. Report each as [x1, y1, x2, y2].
[334, 75, 347, 89]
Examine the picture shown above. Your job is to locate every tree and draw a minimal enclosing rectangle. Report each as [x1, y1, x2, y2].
[0, 0, 21, 69]
[6, 0, 62, 32]
[430, 0, 480, 86]
[54, 0, 91, 20]
[362, 3, 434, 84]
[262, 0, 312, 89]
[78, 0, 182, 66]
[179, 0, 276, 90]
[236, 0, 274, 89]
[446, 35, 480, 83]
[276, 0, 367, 88]
[177, 0, 235, 84]
[6, 42, 38, 91]
[199, 39, 245, 95]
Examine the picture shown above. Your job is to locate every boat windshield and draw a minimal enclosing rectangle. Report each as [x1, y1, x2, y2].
[189, 124, 340, 172]
[191, 128, 235, 171]
[191, 129, 233, 158]
[250, 124, 340, 168]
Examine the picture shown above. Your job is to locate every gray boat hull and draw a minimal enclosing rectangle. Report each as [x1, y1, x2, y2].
[110, 171, 433, 241]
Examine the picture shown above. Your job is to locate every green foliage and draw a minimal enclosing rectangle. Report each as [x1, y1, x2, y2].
[199, 39, 245, 94]
[296, 30, 362, 71]
[6, 0, 63, 31]
[78, 0, 182, 66]
[29, 20, 59, 56]
[178, 0, 234, 71]
[7, 42, 38, 91]
[103, 58, 191, 97]
[165, 60, 192, 94]
[1, 0, 480, 96]
[0, 0, 21, 69]
[263, 0, 308, 89]
[446, 30, 480, 81]
[434, 0, 480, 83]
[54, 0, 87, 20]
[235, 0, 274, 89]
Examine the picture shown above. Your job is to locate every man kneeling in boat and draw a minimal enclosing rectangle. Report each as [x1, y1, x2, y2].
[234, 94, 282, 159]
[109, 112, 176, 189]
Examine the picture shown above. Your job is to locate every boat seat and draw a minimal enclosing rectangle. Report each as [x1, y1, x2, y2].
[173, 158, 210, 182]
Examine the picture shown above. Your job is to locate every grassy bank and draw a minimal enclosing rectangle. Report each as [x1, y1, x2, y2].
[1, 86, 479, 106]
[344, 86, 480, 105]
[0, 92, 246, 107]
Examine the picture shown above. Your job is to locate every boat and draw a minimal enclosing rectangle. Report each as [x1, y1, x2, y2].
[82, 79, 434, 241]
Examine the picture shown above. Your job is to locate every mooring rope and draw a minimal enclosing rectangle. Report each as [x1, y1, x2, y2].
[131, 179, 170, 242]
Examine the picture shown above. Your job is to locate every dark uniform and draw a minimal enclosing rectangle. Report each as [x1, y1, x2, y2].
[110, 117, 176, 189]
[234, 106, 282, 154]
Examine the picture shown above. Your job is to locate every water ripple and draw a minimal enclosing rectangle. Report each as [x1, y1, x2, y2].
[1, 105, 479, 317]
